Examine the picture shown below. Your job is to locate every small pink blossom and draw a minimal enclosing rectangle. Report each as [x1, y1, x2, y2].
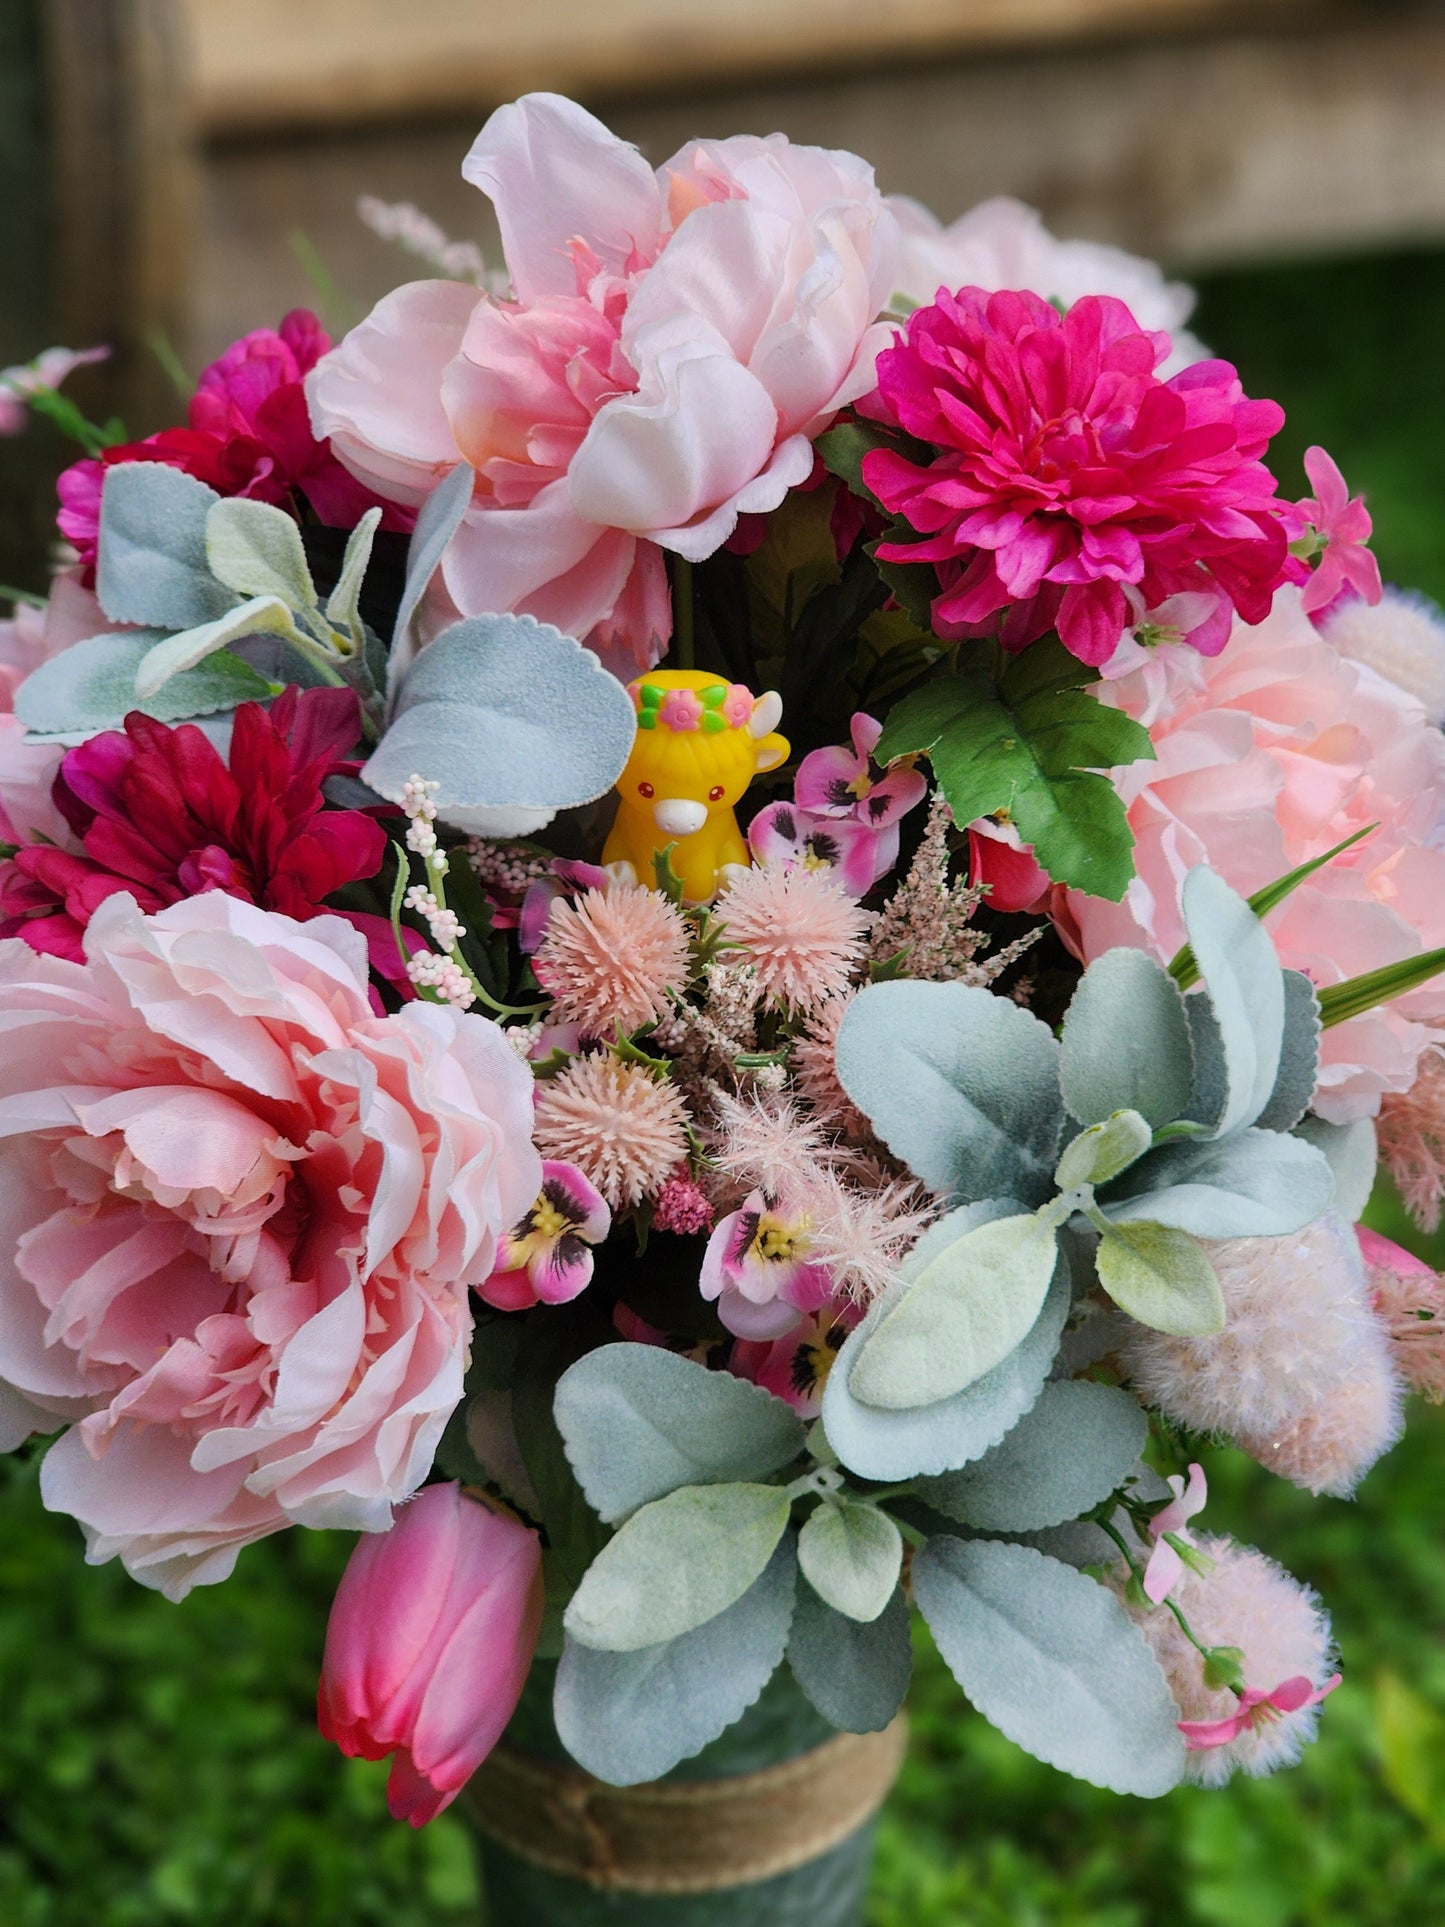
[318, 1482, 543, 1825]
[730, 1303, 861, 1415]
[0, 345, 109, 434]
[658, 688, 704, 731]
[476, 1161, 611, 1310]
[700, 1189, 836, 1340]
[651, 1168, 715, 1236]
[1297, 446, 1382, 617]
[1178, 1673, 1341, 1753]
[1143, 1461, 1208, 1604]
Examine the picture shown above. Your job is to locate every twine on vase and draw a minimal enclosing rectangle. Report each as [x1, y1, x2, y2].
[463, 1715, 908, 1895]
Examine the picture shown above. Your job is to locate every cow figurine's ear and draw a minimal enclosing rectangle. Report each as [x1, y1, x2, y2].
[748, 691, 789, 772]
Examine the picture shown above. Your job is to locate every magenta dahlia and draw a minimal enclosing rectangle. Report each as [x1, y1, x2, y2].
[2, 685, 385, 959]
[859, 288, 1293, 666]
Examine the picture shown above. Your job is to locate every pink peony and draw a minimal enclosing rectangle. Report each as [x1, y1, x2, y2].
[307, 93, 900, 677]
[1062, 587, 1445, 1120]
[859, 287, 1292, 667]
[57, 312, 406, 577]
[0, 892, 540, 1596]
[319, 1481, 543, 1824]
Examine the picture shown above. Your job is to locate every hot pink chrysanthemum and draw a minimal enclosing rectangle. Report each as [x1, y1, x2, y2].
[859, 288, 1292, 666]
[533, 885, 691, 1037]
[715, 864, 870, 1012]
[532, 1054, 689, 1209]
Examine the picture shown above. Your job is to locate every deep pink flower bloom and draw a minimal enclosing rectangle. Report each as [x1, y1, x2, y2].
[476, 1160, 611, 1310]
[794, 713, 928, 833]
[729, 1302, 861, 1416]
[1177, 1672, 1341, 1752]
[968, 819, 1052, 913]
[859, 288, 1292, 667]
[1143, 1461, 1208, 1604]
[319, 1483, 544, 1825]
[1296, 445, 1383, 617]
[57, 311, 408, 575]
[749, 712, 924, 896]
[650, 1167, 716, 1236]
[2, 686, 384, 959]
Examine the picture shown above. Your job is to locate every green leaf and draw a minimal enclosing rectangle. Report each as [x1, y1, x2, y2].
[324, 506, 382, 651]
[1179, 866, 1285, 1137]
[134, 596, 313, 699]
[848, 1210, 1059, 1410]
[814, 419, 903, 510]
[387, 461, 474, 698]
[877, 648, 1154, 900]
[512, 1302, 614, 1592]
[913, 1537, 1186, 1796]
[918, 1381, 1148, 1532]
[95, 463, 235, 632]
[563, 1483, 792, 1652]
[553, 1344, 806, 1525]
[1319, 947, 1445, 1028]
[788, 1584, 912, 1734]
[1105, 1126, 1336, 1239]
[13, 631, 273, 735]
[205, 497, 321, 614]
[1060, 949, 1195, 1130]
[797, 1500, 903, 1623]
[1095, 1221, 1225, 1335]
[835, 979, 1064, 1207]
[1055, 1110, 1153, 1191]
[822, 1202, 1073, 1481]
[554, 1537, 797, 1785]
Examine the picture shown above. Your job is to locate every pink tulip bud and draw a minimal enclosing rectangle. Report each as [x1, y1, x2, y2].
[318, 1482, 543, 1826]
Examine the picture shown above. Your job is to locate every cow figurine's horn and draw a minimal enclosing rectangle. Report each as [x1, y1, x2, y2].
[748, 691, 783, 738]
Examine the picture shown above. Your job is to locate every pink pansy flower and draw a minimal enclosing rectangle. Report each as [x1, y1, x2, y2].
[517, 857, 612, 953]
[700, 1189, 836, 1340]
[1177, 1673, 1342, 1752]
[749, 712, 924, 896]
[1296, 445, 1383, 617]
[748, 800, 884, 898]
[307, 93, 900, 678]
[730, 1302, 862, 1416]
[794, 713, 928, 834]
[1144, 1461, 1208, 1604]
[0, 892, 540, 1597]
[859, 287, 1292, 668]
[318, 1482, 543, 1825]
[476, 1161, 611, 1311]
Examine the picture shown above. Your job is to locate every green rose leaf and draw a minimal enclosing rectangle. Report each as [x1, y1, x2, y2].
[563, 1483, 792, 1653]
[797, 1500, 903, 1623]
[1095, 1221, 1225, 1335]
[848, 1210, 1059, 1410]
[876, 642, 1155, 901]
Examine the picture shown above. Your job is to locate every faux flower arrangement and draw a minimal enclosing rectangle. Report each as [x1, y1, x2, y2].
[5, 89, 1445, 1889]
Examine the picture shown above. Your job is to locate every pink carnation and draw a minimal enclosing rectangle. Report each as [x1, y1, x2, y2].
[307, 93, 900, 677]
[1062, 588, 1445, 1119]
[0, 893, 540, 1596]
[859, 287, 1292, 667]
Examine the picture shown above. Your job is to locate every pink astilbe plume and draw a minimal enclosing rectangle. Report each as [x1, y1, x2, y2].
[650, 1168, 714, 1236]
[533, 884, 691, 1037]
[532, 1054, 690, 1208]
[715, 864, 871, 1013]
[1358, 1226, 1445, 1403]
[1377, 1044, 1445, 1234]
[1119, 1536, 1338, 1788]
[859, 287, 1292, 666]
[1117, 1214, 1404, 1498]
[792, 995, 872, 1141]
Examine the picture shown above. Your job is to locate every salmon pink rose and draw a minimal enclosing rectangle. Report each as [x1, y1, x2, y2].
[307, 92, 900, 676]
[0, 892, 540, 1597]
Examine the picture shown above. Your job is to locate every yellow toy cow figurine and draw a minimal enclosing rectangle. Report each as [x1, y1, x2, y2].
[603, 670, 789, 903]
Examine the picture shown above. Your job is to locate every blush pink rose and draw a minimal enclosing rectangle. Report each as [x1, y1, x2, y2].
[1060, 586, 1445, 1121]
[307, 92, 900, 677]
[0, 892, 540, 1597]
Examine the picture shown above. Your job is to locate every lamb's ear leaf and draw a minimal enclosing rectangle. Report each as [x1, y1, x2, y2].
[95, 463, 235, 631]
[387, 461, 474, 701]
[1180, 866, 1285, 1137]
[134, 597, 311, 699]
[917, 1380, 1148, 1532]
[1055, 1110, 1152, 1191]
[788, 1584, 912, 1734]
[206, 497, 321, 614]
[1253, 971, 1321, 1134]
[14, 630, 272, 735]
[362, 613, 637, 837]
[324, 507, 383, 652]
[834, 980, 1064, 1206]
[913, 1536, 1186, 1796]
[796, 1500, 902, 1624]
[553, 1536, 797, 1785]
[1060, 949, 1194, 1130]
[1103, 1127, 1335, 1239]
[1095, 1222, 1225, 1336]
[1295, 1115, 1377, 1222]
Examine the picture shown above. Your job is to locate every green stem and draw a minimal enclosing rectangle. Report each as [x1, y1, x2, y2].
[672, 556, 695, 670]
[1094, 1512, 1231, 1685]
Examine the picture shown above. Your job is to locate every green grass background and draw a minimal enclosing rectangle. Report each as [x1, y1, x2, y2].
[5, 249, 1445, 1925]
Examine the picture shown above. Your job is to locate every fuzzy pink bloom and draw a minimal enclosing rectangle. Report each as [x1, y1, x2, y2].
[0, 893, 540, 1596]
[1296, 446, 1382, 617]
[1063, 587, 1445, 1121]
[1358, 1224, 1445, 1402]
[650, 1167, 715, 1236]
[859, 287, 1291, 667]
[476, 1161, 611, 1311]
[1377, 1045, 1445, 1232]
[533, 884, 691, 1037]
[307, 93, 900, 677]
[532, 1053, 690, 1209]
[318, 1483, 543, 1825]
[1122, 1535, 1338, 1786]
[791, 995, 871, 1140]
[715, 863, 870, 1011]
[1323, 587, 1445, 725]
[1143, 1462, 1208, 1605]
[1117, 1214, 1404, 1499]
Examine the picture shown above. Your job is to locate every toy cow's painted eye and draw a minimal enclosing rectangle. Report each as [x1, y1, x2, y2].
[708, 784, 726, 801]
[637, 781, 655, 798]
